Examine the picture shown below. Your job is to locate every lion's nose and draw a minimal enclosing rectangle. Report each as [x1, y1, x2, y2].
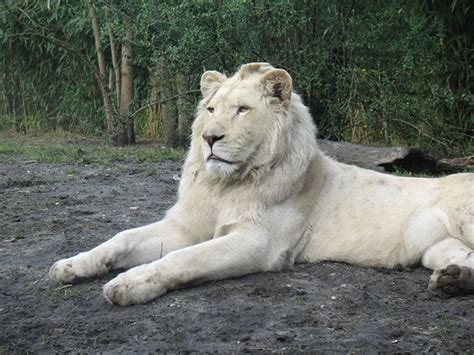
[202, 134, 225, 148]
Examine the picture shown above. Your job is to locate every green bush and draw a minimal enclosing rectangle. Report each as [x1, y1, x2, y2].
[1, 1, 472, 156]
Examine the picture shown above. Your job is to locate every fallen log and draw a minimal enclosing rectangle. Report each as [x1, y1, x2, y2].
[438, 156, 474, 173]
[316, 139, 471, 175]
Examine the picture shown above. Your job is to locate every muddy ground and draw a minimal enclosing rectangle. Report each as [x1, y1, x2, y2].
[0, 151, 473, 353]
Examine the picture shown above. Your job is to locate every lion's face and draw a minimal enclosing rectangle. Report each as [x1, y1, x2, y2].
[200, 83, 270, 177]
[197, 63, 293, 178]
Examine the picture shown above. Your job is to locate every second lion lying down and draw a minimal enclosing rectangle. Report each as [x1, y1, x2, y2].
[50, 63, 474, 306]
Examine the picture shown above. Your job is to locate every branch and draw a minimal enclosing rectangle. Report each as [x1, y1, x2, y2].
[15, 5, 51, 32]
[19, 30, 102, 82]
[386, 117, 450, 147]
[128, 89, 200, 119]
[5, 4, 103, 88]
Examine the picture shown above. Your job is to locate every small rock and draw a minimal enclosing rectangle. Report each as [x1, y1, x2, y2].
[239, 335, 251, 342]
[275, 332, 292, 342]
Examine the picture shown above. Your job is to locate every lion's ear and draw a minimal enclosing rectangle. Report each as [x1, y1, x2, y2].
[260, 69, 292, 108]
[200, 70, 227, 97]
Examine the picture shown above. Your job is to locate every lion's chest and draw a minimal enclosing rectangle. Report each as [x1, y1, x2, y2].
[211, 193, 259, 238]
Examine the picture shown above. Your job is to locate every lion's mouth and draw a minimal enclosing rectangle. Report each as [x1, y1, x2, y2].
[207, 154, 235, 164]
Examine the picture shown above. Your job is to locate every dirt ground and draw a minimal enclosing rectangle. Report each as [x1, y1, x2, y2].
[1, 152, 473, 353]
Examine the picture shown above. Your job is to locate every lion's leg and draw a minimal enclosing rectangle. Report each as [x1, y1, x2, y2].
[422, 238, 474, 297]
[49, 219, 195, 284]
[102, 230, 274, 306]
[402, 208, 452, 265]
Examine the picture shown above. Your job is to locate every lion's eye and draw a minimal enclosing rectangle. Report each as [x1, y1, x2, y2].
[237, 106, 250, 114]
[207, 107, 215, 114]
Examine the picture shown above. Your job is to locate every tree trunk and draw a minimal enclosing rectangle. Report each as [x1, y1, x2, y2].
[115, 25, 135, 145]
[2, 90, 9, 114]
[176, 73, 192, 146]
[104, 2, 121, 109]
[161, 88, 178, 148]
[19, 80, 28, 118]
[88, 4, 114, 136]
[108, 68, 114, 94]
[159, 59, 178, 148]
[146, 70, 161, 137]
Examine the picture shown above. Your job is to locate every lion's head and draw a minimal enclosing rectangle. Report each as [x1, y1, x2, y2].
[192, 63, 316, 181]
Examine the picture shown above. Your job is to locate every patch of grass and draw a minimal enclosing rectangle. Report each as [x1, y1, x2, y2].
[439, 314, 451, 328]
[25, 281, 37, 293]
[394, 166, 473, 177]
[143, 166, 157, 176]
[47, 284, 81, 301]
[347, 319, 358, 332]
[9, 233, 25, 242]
[40, 197, 60, 209]
[115, 164, 126, 173]
[66, 168, 78, 175]
[47, 286, 62, 300]
[429, 327, 442, 337]
[392, 167, 433, 178]
[0, 133, 184, 164]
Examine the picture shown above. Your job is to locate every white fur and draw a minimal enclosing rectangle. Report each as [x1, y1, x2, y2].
[49, 63, 474, 305]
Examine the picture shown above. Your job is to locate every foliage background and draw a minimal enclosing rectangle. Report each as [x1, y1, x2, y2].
[1, 0, 472, 156]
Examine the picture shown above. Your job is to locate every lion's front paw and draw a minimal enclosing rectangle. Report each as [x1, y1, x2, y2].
[428, 264, 474, 297]
[49, 258, 82, 284]
[49, 253, 107, 284]
[103, 266, 166, 306]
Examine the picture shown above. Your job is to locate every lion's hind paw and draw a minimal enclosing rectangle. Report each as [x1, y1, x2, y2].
[428, 264, 474, 297]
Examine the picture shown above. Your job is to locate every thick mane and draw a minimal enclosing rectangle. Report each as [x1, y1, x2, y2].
[183, 104, 318, 210]
[181, 63, 322, 205]
[240, 92, 318, 182]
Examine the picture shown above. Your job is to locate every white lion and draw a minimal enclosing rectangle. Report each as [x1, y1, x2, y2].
[49, 63, 474, 306]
